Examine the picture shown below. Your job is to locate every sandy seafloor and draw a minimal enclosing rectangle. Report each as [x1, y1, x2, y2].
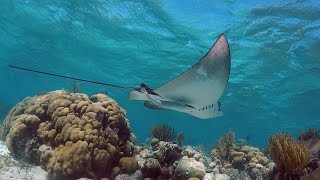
[0, 141, 49, 180]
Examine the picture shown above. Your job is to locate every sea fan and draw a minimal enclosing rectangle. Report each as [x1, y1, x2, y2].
[299, 128, 320, 158]
[298, 128, 320, 142]
[151, 124, 176, 142]
[216, 130, 235, 159]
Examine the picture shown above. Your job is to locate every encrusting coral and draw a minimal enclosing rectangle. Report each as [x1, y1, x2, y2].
[268, 133, 310, 174]
[0, 90, 135, 179]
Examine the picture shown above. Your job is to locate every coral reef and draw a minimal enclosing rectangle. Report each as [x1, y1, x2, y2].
[46, 140, 92, 179]
[154, 141, 182, 165]
[151, 124, 177, 142]
[211, 131, 273, 179]
[0, 90, 135, 179]
[119, 157, 139, 174]
[133, 130, 274, 180]
[176, 132, 185, 146]
[269, 133, 310, 174]
[212, 130, 235, 160]
[174, 156, 206, 180]
[3, 90, 320, 180]
[299, 128, 320, 159]
[298, 128, 320, 142]
[140, 158, 161, 179]
[266, 131, 320, 180]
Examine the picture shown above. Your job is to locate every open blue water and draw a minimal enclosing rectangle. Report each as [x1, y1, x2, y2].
[0, 0, 319, 149]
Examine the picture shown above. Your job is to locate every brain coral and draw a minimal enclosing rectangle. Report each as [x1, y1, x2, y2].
[0, 90, 135, 179]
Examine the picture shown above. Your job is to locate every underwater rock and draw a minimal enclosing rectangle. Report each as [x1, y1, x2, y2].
[119, 157, 139, 174]
[134, 147, 152, 168]
[301, 166, 320, 180]
[230, 151, 246, 168]
[0, 90, 135, 179]
[155, 141, 182, 165]
[211, 148, 220, 159]
[160, 165, 174, 179]
[141, 158, 161, 178]
[183, 146, 205, 162]
[110, 166, 121, 179]
[221, 168, 240, 179]
[188, 178, 201, 180]
[213, 174, 230, 180]
[203, 173, 215, 180]
[151, 138, 160, 148]
[174, 157, 206, 180]
[115, 170, 143, 180]
[217, 144, 272, 179]
[183, 146, 197, 157]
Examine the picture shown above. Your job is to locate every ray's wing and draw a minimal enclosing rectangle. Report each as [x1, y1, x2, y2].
[153, 34, 230, 108]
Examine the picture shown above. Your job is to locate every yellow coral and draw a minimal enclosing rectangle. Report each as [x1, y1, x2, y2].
[0, 90, 135, 179]
[212, 130, 234, 160]
[269, 133, 310, 174]
[45, 140, 92, 179]
[119, 157, 139, 174]
[5, 114, 41, 161]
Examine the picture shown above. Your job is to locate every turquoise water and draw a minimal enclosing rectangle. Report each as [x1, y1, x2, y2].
[0, 0, 319, 148]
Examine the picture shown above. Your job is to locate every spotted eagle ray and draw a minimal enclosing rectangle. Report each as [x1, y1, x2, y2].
[9, 34, 230, 119]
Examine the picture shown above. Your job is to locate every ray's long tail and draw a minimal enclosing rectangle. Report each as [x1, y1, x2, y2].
[8, 65, 137, 90]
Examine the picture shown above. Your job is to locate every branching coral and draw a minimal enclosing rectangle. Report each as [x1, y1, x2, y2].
[268, 133, 310, 174]
[176, 132, 185, 146]
[213, 130, 235, 160]
[69, 80, 81, 93]
[0, 90, 135, 179]
[151, 124, 176, 142]
[298, 128, 320, 159]
[298, 128, 320, 142]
